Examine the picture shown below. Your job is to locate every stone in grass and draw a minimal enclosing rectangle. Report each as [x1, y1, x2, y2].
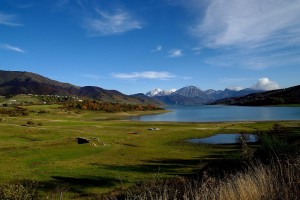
[76, 137, 89, 144]
[148, 127, 160, 131]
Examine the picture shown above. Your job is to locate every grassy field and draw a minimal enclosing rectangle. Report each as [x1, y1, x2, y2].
[0, 104, 299, 198]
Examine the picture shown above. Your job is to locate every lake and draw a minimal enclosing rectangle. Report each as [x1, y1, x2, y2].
[131, 105, 300, 122]
[187, 134, 257, 145]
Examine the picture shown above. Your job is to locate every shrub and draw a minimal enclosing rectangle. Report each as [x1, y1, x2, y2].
[236, 133, 254, 160]
[256, 123, 298, 161]
[37, 110, 48, 114]
[0, 180, 39, 200]
[27, 120, 35, 125]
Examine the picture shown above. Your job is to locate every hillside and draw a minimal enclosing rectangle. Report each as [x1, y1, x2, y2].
[0, 70, 79, 96]
[210, 85, 300, 106]
[0, 70, 160, 105]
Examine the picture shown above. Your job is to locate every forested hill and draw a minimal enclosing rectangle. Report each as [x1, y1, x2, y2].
[210, 85, 300, 106]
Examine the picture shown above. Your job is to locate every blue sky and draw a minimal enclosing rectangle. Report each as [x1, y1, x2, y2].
[0, 0, 299, 94]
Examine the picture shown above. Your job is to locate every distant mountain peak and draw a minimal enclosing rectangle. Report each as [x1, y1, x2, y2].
[146, 88, 176, 97]
[173, 86, 205, 97]
[186, 85, 198, 89]
[169, 88, 177, 93]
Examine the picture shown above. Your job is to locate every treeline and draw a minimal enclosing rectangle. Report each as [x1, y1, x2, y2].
[65, 100, 164, 113]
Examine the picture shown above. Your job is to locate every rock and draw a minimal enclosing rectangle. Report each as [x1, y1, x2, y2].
[148, 127, 160, 131]
[76, 137, 89, 144]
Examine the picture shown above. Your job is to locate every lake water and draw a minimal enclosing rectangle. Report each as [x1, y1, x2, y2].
[131, 105, 300, 122]
[187, 134, 257, 145]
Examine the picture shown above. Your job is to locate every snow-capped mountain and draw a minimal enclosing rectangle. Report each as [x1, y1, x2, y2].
[146, 86, 264, 105]
[146, 88, 176, 97]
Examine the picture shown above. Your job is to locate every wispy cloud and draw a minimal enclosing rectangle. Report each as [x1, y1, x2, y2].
[168, 49, 183, 57]
[197, 0, 300, 47]
[191, 47, 202, 55]
[205, 50, 300, 70]
[0, 12, 23, 27]
[83, 8, 142, 36]
[151, 45, 162, 52]
[0, 44, 25, 53]
[112, 71, 175, 80]
[191, 0, 300, 70]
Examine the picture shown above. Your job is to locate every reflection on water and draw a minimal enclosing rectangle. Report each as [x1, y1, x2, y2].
[187, 133, 257, 144]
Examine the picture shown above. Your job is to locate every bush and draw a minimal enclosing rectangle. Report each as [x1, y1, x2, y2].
[256, 123, 298, 161]
[27, 120, 35, 125]
[236, 133, 254, 160]
[0, 107, 29, 116]
[37, 110, 48, 114]
[0, 180, 39, 200]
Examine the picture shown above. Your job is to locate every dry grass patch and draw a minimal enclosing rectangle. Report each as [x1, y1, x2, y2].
[108, 155, 300, 200]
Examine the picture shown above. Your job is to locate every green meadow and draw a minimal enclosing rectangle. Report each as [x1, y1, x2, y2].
[0, 104, 299, 198]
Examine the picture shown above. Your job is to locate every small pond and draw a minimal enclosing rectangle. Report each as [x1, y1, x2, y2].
[187, 134, 257, 145]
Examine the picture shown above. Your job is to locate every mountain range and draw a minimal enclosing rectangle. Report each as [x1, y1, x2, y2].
[0, 70, 161, 105]
[146, 86, 264, 105]
[2, 70, 296, 106]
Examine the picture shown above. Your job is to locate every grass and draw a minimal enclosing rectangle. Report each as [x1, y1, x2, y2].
[114, 155, 300, 200]
[0, 104, 299, 198]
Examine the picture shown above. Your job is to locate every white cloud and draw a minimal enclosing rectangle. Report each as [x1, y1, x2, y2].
[112, 71, 175, 80]
[0, 44, 25, 53]
[0, 12, 23, 27]
[227, 86, 244, 91]
[251, 78, 280, 91]
[168, 49, 183, 57]
[84, 8, 142, 36]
